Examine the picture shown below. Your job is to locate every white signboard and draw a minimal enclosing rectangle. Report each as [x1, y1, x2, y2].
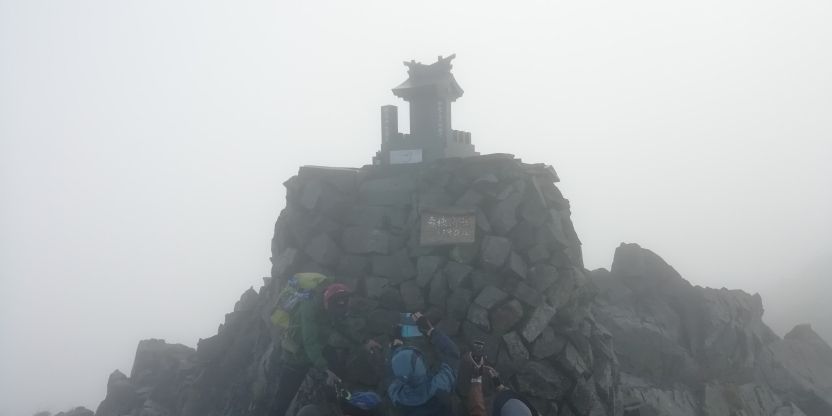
[390, 149, 423, 164]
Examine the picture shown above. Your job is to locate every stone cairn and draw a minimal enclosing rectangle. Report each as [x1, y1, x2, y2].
[269, 154, 621, 416]
[93, 153, 621, 416]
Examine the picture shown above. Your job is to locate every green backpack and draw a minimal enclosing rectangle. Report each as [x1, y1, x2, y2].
[271, 272, 330, 328]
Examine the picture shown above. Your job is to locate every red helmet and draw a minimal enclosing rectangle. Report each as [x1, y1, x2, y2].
[323, 283, 351, 310]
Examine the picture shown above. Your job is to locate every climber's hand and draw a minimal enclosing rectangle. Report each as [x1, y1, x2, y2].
[412, 312, 434, 336]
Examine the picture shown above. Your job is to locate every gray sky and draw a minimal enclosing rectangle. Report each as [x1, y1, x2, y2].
[2, 1, 831, 415]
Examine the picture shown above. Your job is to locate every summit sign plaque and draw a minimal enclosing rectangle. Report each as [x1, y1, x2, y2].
[419, 208, 476, 246]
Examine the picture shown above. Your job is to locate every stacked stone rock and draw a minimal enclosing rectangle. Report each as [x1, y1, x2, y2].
[94, 154, 621, 416]
[268, 154, 619, 416]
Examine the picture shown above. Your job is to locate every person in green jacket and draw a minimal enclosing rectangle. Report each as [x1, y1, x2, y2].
[272, 282, 380, 416]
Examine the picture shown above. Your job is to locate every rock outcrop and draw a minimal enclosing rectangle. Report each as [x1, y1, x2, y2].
[95, 155, 621, 416]
[590, 243, 832, 416]
[89, 159, 832, 416]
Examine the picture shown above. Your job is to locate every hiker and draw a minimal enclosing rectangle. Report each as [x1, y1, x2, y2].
[466, 352, 539, 416]
[271, 276, 380, 416]
[386, 311, 460, 416]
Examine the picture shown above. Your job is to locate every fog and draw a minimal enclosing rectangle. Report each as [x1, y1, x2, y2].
[2, 1, 831, 415]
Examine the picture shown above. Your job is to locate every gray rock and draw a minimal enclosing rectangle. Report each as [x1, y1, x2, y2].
[359, 175, 415, 206]
[528, 264, 558, 292]
[449, 243, 479, 264]
[271, 247, 300, 278]
[480, 236, 512, 269]
[437, 318, 461, 337]
[532, 326, 566, 359]
[470, 270, 498, 293]
[336, 255, 368, 278]
[504, 252, 527, 280]
[400, 280, 424, 312]
[474, 286, 508, 310]
[304, 234, 340, 266]
[526, 244, 550, 264]
[429, 272, 449, 306]
[490, 299, 525, 334]
[513, 282, 543, 307]
[516, 361, 572, 401]
[489, 188, 524, 235]
[371, 251, 415, 282]
[455, 189, 484, 208]
[444, 261, 473, 289]
[55, 407, 94, 416]
[503, 331, 530, 361]
[416, 256, 444, 287]
[299, 179, 324, 210]
[467, 304, 491, 331]
[298, 165, 358, 193]
[522, 304, 557, 342]
[446, 289, 473, 320]
[364, 276, 388, 299]
[341, 227, 390, 255]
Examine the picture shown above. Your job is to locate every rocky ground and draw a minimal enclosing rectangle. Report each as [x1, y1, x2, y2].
[590, 243, 832, 416]
[75, 155, 832, 416]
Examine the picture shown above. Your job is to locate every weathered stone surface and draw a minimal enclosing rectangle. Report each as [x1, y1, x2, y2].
[341, 227, 390, 255]
[522, 304, 557, 342]
[359, 175, 414, 206]
[428, 272, 449, 306]
[271, 247, 299, 278]
[299, 179, 324, 210]
[513, 282, 543, 307]
[516, 361, 572, 401]
[490, 299, 524, 334]
[298, 165, 358, 193]
[371, 250, 415, 281]
[449, 243, 479, 264]
[304, 233, 340, 266]
[416, 256, 443, 287]
[489, 188, 524, 235]
[400, 280, 424, 312]
[454, 189, 483, 208]
[436, 318, 461, 337]
[480, 236, 511, 269]
[446, 289, 473, 320]
[444, 261, 473, 289]
[336, 254, 368, 278]
[503, 331, 530, 361]
[364, 276, 388, 299]
[467, 304, 491, 331]
[528, 264, 558, 292]
[470, 270, 498, 293]
[504, 252, 527, 280]
[473, 286, 508, 310]
[531, 326, 566, 359]
[526, 244, 550, 264]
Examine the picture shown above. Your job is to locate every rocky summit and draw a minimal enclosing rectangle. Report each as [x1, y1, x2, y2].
[83, 56, 831, 416]
[87, 153, 832, 416]
[591, 243, 832, 416]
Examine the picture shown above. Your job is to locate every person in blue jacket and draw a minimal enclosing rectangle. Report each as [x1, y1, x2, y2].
[386, 311, 460, 416]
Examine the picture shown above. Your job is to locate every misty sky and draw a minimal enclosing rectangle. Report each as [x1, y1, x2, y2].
[2, 1, 831, 415]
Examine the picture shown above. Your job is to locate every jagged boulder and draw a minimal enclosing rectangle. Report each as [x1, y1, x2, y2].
[592, 243, 832, 416]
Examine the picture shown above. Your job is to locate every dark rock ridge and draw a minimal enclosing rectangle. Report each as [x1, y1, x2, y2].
[590, 243, 832, 416]
[95, 155, 618, 416]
